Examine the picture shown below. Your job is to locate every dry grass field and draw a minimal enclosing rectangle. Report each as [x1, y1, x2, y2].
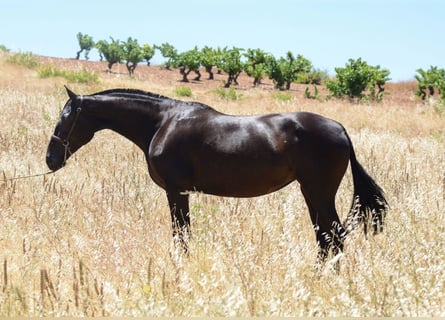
[0, 53, 444, 316]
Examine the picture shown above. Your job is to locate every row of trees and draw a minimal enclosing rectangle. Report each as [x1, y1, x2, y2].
[77, 33, 155, 75]
[76, 33, 445, 103]
[76, 33, 320, 90]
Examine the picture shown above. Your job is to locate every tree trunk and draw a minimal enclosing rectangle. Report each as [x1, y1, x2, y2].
[428, 86, 435, 97]
[205, 66, 214, 80]
[193, 70, 201, 81]
[418, 88, 426, 100]
[126, 62, 137, 75]
[225, 74, 234, 87]
[179, 67, 190, 82]
[285, 81, 292, 91]
[233, 72, 240, 86]
[76, 49, 82, 60]
[107, 62, 115, 73]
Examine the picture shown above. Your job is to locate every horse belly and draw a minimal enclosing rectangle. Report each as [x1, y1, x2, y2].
[191, 157, 296, 197]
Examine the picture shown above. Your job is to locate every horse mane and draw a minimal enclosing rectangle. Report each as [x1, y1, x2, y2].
[91, 88, 212, 110]
[92, 88, 172, 101]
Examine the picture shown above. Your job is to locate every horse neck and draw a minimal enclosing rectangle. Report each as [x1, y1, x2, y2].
[88, 96, 168, 153]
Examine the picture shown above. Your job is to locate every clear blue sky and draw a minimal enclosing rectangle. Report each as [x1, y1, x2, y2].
[1, 0, 444, 81]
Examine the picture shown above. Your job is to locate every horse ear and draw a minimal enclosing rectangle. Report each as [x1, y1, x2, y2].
[65, 85, 77, 100]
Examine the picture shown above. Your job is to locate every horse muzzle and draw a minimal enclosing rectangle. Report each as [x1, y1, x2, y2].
[46, 135, 71, 171]
[46, 151, 66, 172]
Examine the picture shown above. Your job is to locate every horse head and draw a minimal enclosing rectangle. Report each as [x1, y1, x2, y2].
[46, 86, 95, 171]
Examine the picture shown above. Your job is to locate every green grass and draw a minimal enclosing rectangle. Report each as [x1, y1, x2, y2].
[7, 52, 40, 69]
[174, 85, 192, 97]
[214, 87, 243, 100]
[273, 91, 293, 102]
[38, 66, 98, 84]
[304, 86, 322, 101]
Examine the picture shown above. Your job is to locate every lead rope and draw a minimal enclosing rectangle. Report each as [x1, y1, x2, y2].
[0, 171, 55, 183]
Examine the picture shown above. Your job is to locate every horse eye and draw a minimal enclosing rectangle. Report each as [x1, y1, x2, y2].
[62, 106, 72, 119]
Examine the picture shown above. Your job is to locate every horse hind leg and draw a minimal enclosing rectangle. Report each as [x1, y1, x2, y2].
[301, 186, 346, 266]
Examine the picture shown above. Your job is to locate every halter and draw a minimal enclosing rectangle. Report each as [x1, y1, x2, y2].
[51, 96, 83, 165]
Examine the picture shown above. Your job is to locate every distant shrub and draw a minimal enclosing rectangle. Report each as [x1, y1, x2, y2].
[7, 52, 40, 69]
[304, 86, 322, 101]
[0, 45, 10, 52]
[38, 66, 98, 84]
[174, 86, 192, 97]
[273, 91, 293, 102]
[66, 69, 98, 84]
[215, 87, 242, 100]
[38, 66, 59, 78]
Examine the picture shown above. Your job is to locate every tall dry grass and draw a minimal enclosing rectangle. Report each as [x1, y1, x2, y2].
[0, 55, 444, 316]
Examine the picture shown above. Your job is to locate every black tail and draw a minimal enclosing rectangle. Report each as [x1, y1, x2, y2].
[344, 133, 389, 236]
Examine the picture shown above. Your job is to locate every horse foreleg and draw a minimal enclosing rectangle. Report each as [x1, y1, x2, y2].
[166, 190, 190, 251]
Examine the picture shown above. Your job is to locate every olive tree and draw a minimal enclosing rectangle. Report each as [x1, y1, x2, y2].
[96, 37, 124, 73]
[327, 58, 391, 102]
[76, 32, 95, 60]
[174, 47, 202, 82]
[142, 44, 155, 66]
[266, 52, 312, 90]
[155, 42, 178, 70]
[122, 37, 143, 75]
[414, 66, 445, 101]
[244, 48, 270, 87]
[200, 46, 221, 80]
[220, 47, 244, 88]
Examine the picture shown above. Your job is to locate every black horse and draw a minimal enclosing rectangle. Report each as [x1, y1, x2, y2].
[46, 87, 388, 262]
